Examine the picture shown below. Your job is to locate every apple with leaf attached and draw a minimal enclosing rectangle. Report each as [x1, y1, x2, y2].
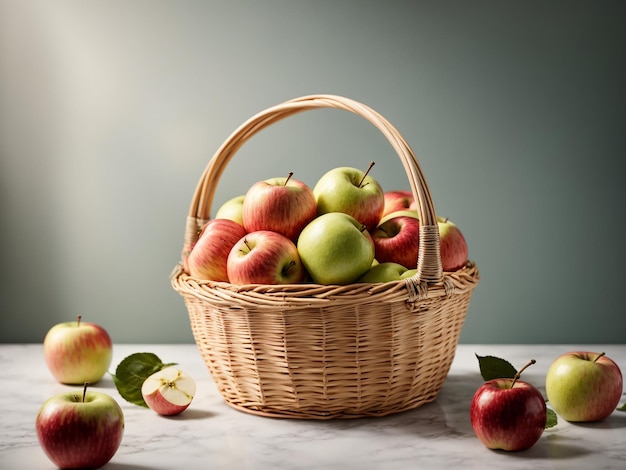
[36, 383, 124, 469]
[243, 173, 317, 242]
[313, 162, 384, 232]
[546, 351, 623, 422]
[470, 357, 547, 452]
[43, 315, 112, 385]
[113, 352, 196, 416]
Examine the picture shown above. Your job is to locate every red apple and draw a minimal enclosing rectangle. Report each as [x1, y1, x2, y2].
[438, 217, 468, 272]
[227, 230, 305, 285]
[242, 173, 317, 242]
[382, 190, 417, 217]
[371, 215, 420, 269]
[141, 366, 196, 416]
[546, 351, 623, 422]
[470, 361, 546, 451]
[36, 384, 124, 469]
[43, 315, 112, 385]
[187, 218, 247, 281]
[313, 162, 384, 232]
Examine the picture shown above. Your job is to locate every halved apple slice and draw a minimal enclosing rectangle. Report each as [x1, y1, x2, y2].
[141, 366, 196, 416]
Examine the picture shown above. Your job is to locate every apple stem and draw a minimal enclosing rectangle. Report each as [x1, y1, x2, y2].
[358, 161, 375, 188]
[510, 359, 536, 388]
[593, 352, 606, 363]
[284, 172, 294, 186]
[76, 315, 81, 327]
[82, 382, 89, 402]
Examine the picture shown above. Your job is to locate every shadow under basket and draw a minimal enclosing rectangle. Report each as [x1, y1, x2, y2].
[171, 94, 480, 419]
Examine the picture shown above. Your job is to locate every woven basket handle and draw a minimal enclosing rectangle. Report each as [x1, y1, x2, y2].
[183, 94, 443, 284]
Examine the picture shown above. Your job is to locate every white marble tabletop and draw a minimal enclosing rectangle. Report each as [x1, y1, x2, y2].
[2, 343, 625, 469]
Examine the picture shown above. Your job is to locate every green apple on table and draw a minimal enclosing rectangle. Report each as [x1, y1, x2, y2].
[546, 351, 623, 422]
[43, 315, 112, 385]
[297, 212, 375, 285]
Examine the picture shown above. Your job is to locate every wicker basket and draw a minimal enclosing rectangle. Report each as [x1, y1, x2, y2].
[171, 94, 479, 419]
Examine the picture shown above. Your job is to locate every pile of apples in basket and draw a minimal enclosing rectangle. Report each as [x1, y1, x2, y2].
[184, 161, 468, 285]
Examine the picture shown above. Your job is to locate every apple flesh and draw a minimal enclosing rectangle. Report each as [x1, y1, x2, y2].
[470, 378, 546, 451]
[187, 218, 247, 281]
[546, 351, 623, 422]
[297, 212, 375, 285]
[43, 316, 113, 385]
[142, 366, 196, 416]
[242, 174, 317, 242]
[36, 387, 124, 469]
[313, 164, 384, 232]
[227, 230, 305, 285]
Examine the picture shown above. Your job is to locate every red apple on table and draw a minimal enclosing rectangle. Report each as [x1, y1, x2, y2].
[470, 360, 546, 451]
[297, 212, 375, 285]
[36, 383, 124, 469]
[43, 315, 112, 385]
[545, 351, 623, 422]
[186, 218, 247, 281]
[227, 230, 305, 285]
[242, 173, 317, 242]
[142, 366, 196, 416]
[382, 190, 417, 217]
[215, 194, 245, 226]
[313, 162, 384, 232]
[371, 215, 420, 269]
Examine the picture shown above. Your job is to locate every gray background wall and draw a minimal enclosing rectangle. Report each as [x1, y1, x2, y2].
[1, 0, 625, 344]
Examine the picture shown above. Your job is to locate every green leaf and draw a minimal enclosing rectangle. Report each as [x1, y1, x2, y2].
[475, 354, 518, 381]
[545, 408, 558, 428]
[617, 403, 626, 412]
[111, 352, 177, 407]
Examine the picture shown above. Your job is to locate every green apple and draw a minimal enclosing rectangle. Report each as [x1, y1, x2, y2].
[313, 164, 384, 232]
[400, 268, 418, 279]
[297, 212, 375, 285]
[546, 351, 623, 422]
[215, 195, 245, 226]
[357, 262, 408, 283]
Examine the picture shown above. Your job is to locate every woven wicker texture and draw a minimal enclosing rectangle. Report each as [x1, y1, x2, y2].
[171, 94, 480, 418]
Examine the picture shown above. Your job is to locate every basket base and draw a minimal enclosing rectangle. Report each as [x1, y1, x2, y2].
[221, 392, 440, 420]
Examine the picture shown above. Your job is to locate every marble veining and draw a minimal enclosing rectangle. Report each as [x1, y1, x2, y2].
[1, 344, 625, 469]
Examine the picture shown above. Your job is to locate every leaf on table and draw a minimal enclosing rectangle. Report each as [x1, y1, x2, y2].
[617, 403, 626, 412]
[111, 352, 177, 407]
[545, 408, 558, 428]
[475, 354, 518, 381]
